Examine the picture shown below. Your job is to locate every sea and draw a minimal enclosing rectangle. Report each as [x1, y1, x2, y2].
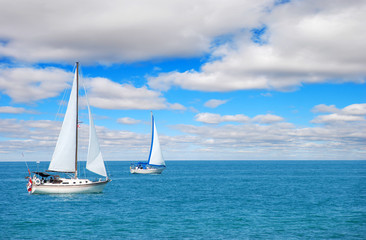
[0, 160, 365, 240]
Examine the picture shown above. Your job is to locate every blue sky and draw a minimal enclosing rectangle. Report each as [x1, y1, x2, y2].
[0, 0, 365, 161]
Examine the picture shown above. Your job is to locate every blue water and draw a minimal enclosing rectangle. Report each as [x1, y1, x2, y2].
[1, 161, 365, 239]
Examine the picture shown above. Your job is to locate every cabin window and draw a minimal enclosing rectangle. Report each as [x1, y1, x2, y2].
[62, 182, 69, 184]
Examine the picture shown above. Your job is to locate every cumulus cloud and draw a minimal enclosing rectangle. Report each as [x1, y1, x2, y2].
[174, 118, 366, 160]
[312, 114, 364, 123]
[0, 65, 185, 110]
[204, 99, 228, 108]
[252, 114, 284, 124]
[0, 118, 152, 161]
[148, 0, 366, 92]
[0, 106, 28, 114]
[1, 102, 366, 160]
[0, 67, 72, 103]
[195, 112, 283, 124]
[0, 118, 61, 157]
[312, 104, 339, 113]
[117, 117, 141, 125]
[0, 0, 273, 64]
[195, 112, 250, 124]
[312, 103, 366, 124]
[167, 103, 187, 111]
[342, 104, 366, 115]
[85, 77, 185, 110]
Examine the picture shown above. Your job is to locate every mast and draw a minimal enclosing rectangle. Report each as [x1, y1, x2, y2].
[75, 62, 79, 179]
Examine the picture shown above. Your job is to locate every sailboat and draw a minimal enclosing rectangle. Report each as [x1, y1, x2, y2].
[130, 113, 166, 174]
[26, 62, 110, 194]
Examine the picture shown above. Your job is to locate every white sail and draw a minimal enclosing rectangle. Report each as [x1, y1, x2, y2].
[86, 97, 107, 177]
[48, 70, 77, 173]
[147, 115, 165, 166]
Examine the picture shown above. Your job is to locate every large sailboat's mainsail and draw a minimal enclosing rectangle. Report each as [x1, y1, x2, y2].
[147, 114, 165, 167]
[48, 69, 78, 173]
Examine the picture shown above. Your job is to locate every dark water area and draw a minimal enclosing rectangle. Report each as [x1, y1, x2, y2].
[1, 160, 365, 239]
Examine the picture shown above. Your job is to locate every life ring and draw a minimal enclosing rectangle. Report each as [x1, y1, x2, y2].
[35, 179, 41, 185]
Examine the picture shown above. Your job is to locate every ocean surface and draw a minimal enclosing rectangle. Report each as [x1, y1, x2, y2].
[0, 160, 365, 239]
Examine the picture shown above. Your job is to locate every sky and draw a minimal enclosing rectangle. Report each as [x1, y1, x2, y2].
[0, 0, 365, 162]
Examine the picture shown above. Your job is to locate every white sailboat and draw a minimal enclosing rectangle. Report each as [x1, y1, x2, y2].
[26, 62, 110, 194]
[130, 113, 166, 174]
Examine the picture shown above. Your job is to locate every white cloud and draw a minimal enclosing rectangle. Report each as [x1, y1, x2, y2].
[0, 118, 61, 157]
[0, 65, 184, 110]
[204, 99, 228, 108]
[312, 114, 364, 124]
[252, 114, 284, 124]
[0, 118, 152, 161]
[195, 112, 283, 124]
[0, 0, 273, 64]
[312, 104, 339, 113]
[342, 104, 366, 115]
[0, 67, 72, 103]
[174, 118, 366, 160]
[117, 117, 141, 125]
[85, 77, 184, 110]
[167, 103, 187, 111]
[312, 103, 366, 124]
[195, 112, 249, 124]
[148, 0, 366, 92]
[2, 102, 366, 161]
[0, 106, 27, 114]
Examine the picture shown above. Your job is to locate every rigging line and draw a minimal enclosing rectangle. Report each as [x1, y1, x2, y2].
[53, 65, 76, 123]
[23, 152, 31, 176]
[53, 86, 68, 122]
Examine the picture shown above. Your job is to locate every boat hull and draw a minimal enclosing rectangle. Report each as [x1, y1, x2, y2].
[130, 167, 165, 174]
[31, 179, 110, 194]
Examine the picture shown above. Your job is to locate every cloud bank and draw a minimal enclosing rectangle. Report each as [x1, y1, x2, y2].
[0, 0, 272, 64]
[148, 0, 366, 92]
[1, 103, 365, 160]
[0, 66, 184, 110]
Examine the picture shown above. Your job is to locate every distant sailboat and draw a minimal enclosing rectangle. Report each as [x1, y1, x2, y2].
[130, 113, 166, 174]
[26, 62, 110, 194]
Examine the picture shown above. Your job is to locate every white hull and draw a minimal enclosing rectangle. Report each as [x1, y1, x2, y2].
[130, 167, 165, 174]
[31, 178, 110, 194]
